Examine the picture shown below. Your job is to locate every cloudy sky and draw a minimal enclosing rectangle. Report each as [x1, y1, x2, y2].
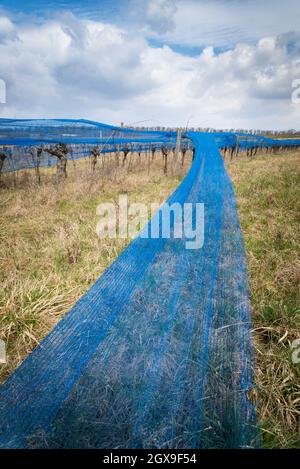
[0, 0, 299, 129]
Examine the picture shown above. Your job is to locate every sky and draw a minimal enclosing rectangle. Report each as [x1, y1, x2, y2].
[0, 0, 299, 129]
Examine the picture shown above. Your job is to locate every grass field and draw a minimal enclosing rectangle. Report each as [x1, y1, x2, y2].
[0, 148, 299, 447]
[0, 153, 191, 383]
[226, 149, 300, 448]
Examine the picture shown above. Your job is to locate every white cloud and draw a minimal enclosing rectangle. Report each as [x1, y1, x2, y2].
[158, 0, 300, 49]
[146, 0, 177, 34]
[0, 13, 299, 130]
[0, 15, 15, 41]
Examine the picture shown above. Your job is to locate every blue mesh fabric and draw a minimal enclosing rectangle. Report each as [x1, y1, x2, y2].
[1, 121, 299, 448]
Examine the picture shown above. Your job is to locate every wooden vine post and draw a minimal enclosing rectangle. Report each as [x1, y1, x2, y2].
[173, 128, 182, 174]
[0, 150, 7, 179]
[162, 145, 169, 175]
[90, 146, 100, 172]
[44, 143, 68, 185]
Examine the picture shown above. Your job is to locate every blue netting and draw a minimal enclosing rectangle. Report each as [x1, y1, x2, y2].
[1, 121, 299, 448]
[1, 119, 299, 174]
[0, 119, 183, 173]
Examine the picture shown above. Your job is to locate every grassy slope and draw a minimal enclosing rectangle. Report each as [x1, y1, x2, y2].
[226, 150, 300, 448]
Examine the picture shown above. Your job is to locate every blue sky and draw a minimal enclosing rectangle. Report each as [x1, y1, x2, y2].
[0, 0, 126, 21]
[0, 0, 299, 129]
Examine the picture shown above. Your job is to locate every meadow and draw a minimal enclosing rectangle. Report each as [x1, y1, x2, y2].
[227, 149, 300, 448]
[0, 151, 191, 382]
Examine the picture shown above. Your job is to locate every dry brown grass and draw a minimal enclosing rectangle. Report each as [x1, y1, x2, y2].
[0, 151, 192, 383]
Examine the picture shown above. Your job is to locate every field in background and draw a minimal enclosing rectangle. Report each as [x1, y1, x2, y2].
[0, 148, 299, 448]
[227, 149, 300, 448]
